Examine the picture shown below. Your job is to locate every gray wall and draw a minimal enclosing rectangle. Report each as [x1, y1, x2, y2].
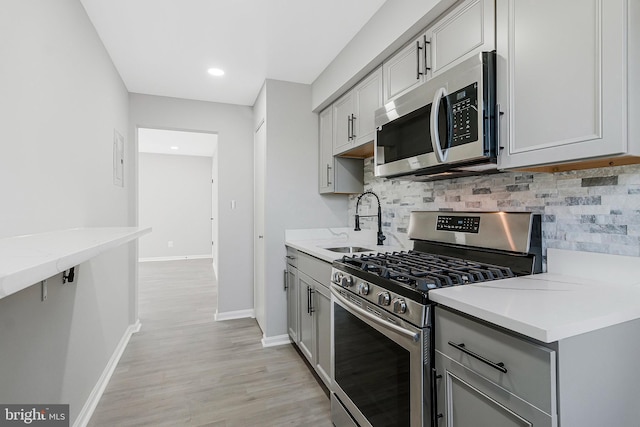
[0, 0, 134, 424]
[139, 153, 212, 259]
[129, 94, 254, 316]
[350, 159, 640, 259]
[255, 79, 349, 339]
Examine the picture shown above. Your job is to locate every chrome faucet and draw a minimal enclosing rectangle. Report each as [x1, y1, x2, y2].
[354, 190, 386, 246]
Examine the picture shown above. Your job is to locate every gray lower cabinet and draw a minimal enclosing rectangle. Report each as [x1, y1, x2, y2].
[286, 247, 332, 388]
[285, 248, 299, 343]
[285, 266, 298, 343]
[298, 271, 315, 362]
[435, 305, 640, 427]
[314, 282, 331, 385]
[435, 307, 556, 427]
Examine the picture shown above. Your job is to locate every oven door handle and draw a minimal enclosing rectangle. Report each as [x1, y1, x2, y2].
[331, 288, 421, 342]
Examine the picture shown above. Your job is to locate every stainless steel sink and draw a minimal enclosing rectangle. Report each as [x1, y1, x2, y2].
[325, 246, 374, 253]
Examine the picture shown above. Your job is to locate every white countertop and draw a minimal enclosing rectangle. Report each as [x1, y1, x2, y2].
[429, 248, 640, 343]
[0, 227, 151, 299]
[285, 228, 408, 263]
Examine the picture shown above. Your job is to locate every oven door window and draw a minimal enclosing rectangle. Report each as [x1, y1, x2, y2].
[334, 303, 411, 426]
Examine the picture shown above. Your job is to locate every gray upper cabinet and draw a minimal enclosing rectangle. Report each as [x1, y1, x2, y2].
[318, 107, 363, 194]
[382, 0, 495, 104]
[497, 0, 639, 171]
[382, 32, 430, 104]
[333, 67, 383, 156]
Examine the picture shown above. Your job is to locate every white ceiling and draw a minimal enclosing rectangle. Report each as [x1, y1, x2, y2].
[138, 128, 217, 157]
[80, 0, 387, 106]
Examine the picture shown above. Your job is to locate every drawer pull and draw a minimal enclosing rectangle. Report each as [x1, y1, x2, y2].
[448, 341, 508, 373]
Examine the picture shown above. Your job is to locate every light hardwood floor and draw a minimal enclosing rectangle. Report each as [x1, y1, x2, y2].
[88, 259, 332, 427]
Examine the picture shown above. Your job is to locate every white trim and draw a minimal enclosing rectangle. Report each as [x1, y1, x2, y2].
[261, 334, 291, 348]
[73, 320, 142, 427]
[214, 308, 255, 321]
[138, 255, 212, 262]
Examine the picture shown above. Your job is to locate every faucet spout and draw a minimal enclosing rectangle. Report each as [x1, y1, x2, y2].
[354, 191, 386, 245]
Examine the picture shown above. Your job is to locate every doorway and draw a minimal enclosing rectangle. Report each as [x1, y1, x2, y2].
[137, 128, 219, 272]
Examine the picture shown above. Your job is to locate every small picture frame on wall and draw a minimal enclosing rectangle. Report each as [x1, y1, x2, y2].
[113, 130, 124, 187]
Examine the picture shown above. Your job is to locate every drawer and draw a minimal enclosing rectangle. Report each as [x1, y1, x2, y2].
[435, 351, 555, 427]
[435, 306, 557, 416]
[285, 246, 298, 268]
[298, 251, 331, 287]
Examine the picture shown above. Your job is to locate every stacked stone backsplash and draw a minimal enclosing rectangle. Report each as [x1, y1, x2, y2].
[349, 158, 640, 260]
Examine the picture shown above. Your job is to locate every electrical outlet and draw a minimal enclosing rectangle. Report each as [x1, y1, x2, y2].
[168, 241, 174, 248]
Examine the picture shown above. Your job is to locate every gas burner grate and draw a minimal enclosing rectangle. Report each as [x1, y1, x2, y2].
[340, 250, 514, 291]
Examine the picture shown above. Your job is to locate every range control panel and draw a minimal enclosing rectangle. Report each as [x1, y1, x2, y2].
[436, 215, 480, 233]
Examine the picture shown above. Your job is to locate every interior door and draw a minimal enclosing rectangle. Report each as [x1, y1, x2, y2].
[253, 120, 266, 333]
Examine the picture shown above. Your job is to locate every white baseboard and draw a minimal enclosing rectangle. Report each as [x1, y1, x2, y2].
[73, 320, 142, 427]
[261, 334, 291, 348]
[139, 255, 212, 262]
[214, 308, 255, 321]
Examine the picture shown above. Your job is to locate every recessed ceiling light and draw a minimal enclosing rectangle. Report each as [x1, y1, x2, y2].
[207, 68, 225, 77]
[170, 146, 179, 150]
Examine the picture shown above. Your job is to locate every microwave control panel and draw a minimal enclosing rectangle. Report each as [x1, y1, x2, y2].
[436, 215, 480, 233]
[449, 83, 479, 147]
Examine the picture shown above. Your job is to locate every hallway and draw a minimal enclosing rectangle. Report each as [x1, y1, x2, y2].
[88, 259, 331, 426]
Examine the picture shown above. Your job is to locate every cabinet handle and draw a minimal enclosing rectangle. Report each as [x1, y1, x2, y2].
[284, 269, 288, 291]
[351, 114, 356, 139]
[307, 286, 311, 314]
[431, 367, 443, 425]
[448, 341, 508, 373]
[496, 103, 504, 150]
[347, 115, 352, 140]
[416, 40, 423, 79]
[326, 163, 332, 185]
[424, 35, 431, 73]
[309, 288, 315, 315]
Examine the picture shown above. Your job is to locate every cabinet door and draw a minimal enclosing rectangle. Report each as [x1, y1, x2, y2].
[286, 265, 299, 343]
[435, 351, 554, 427]
[382, 33, 427, 103]
[497, 0, 627, 170]
[333, 92, 354, 155]
[314, 283, 331, 388]
[353, 67, 383, 148]
[318, 107, 334, 193]
[429, 0, 495, 78]
[297, 272, 315, 364]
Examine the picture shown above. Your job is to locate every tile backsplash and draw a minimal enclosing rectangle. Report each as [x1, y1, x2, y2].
[348, 159, 640, 258]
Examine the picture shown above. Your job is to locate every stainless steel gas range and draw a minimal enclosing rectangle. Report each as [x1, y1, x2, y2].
[330, 211, 542, 427]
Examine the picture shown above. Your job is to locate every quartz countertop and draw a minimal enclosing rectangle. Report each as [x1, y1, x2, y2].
[0, 227, 151, 299]
[285, 228, 408, 263]
[429, 248, 640, 343]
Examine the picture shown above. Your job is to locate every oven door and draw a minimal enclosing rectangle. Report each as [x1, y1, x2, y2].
[331, 286, 430, 427]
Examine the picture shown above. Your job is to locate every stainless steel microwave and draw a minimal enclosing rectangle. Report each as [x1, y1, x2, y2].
[374, 51, 497, 181]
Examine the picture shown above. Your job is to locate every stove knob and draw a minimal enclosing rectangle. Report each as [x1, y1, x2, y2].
[377, 292, 391, 306]
[333, 271, 343, 283]
[341, 276, 354, 287]
[392, 298, 407, 314]
[357, 282, 370, 296]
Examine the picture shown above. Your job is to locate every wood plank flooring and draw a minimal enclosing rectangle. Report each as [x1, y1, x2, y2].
[88, 259, 332, 427]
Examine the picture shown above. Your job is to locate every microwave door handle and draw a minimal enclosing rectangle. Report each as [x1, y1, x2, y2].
[430, 87, 449, 163]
